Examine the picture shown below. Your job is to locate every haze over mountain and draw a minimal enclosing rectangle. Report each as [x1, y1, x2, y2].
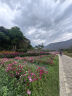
[45, 39, 72, 50]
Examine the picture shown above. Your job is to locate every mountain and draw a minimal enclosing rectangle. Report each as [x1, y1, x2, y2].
[45, 39, 72, 50]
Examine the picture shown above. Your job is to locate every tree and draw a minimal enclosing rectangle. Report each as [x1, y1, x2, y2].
[35, 43, 44, 50]
[0, 26, 32, 51]
[0, 27, 10, 50]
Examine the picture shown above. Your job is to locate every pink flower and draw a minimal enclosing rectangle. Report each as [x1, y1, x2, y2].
[30, 73, 35, 76]
[16, 71, 19, 75]
[13, 61, 17, 64]
[45, 71, 48, 74]
[27, 89, 31, 95]
[33, 78, 38, 81]
[24, 61, 27, 63]
[28, 76, 32, 82]
[29, 78, 32, 82]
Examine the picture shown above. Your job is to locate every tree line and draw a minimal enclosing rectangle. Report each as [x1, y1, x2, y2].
[0, 26, 32, 51]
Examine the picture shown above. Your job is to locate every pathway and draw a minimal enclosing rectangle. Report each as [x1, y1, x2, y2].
[59, 55, 72, 96]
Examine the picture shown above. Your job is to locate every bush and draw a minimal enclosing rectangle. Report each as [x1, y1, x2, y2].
[16, 49, 27, 52]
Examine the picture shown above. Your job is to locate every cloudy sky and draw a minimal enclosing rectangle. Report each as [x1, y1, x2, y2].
[0, 0, 72, 46]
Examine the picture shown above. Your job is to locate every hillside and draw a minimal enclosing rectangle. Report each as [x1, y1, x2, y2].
[45, 39, 72, 50]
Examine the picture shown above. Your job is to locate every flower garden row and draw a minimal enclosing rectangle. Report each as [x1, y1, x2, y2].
[0, 53, 58, 96]
[0, 51, 50, 58]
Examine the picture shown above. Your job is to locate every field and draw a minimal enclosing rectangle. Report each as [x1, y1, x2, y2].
[0, 54, 59, 96]
[64, 51, 72, 57]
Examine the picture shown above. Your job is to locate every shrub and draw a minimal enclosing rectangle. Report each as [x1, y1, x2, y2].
[16, 49, 27, 52]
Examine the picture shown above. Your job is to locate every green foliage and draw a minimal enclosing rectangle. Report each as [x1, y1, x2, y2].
[1, 86, 8, 96]
[0, 26, 32, 51]
[16, 49, 27, 52]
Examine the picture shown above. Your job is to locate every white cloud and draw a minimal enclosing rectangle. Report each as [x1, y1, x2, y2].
[26, 28, 36, 35]
[33, 39, 46, 45]
[0, 1, 16, 28]
[0, 0, 72, 46]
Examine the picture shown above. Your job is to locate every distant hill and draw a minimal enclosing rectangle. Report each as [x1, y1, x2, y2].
[45, 39, 72, 50]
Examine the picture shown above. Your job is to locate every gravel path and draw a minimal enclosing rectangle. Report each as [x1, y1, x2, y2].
[59, 55, 72, 96]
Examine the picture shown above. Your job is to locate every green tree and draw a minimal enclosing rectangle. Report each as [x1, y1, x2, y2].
[0, 26, 32, 51]
[35, 43, 44, 50]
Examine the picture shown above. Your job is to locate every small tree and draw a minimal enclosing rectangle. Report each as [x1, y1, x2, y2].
[35, 43, 44, 50]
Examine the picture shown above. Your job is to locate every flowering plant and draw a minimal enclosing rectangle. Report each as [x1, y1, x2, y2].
[5, 61, 48, 95]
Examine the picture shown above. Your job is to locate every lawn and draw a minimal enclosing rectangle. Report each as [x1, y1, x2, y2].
[0, 55, 59, 96]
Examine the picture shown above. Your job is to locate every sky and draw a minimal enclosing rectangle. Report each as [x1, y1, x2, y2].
[0, 0, 72, 46]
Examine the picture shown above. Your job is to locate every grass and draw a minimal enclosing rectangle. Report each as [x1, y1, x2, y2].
[46, 56, 59, 96]
[0, 55, 59, 96]
[64, 51, 72, 57]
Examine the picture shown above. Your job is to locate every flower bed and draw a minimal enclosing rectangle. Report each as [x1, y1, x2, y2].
[0, 51, 50, 58]
[0, 54, 59, 96]
[14, 55, 56, 65]
[0, 58, 48, 95]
